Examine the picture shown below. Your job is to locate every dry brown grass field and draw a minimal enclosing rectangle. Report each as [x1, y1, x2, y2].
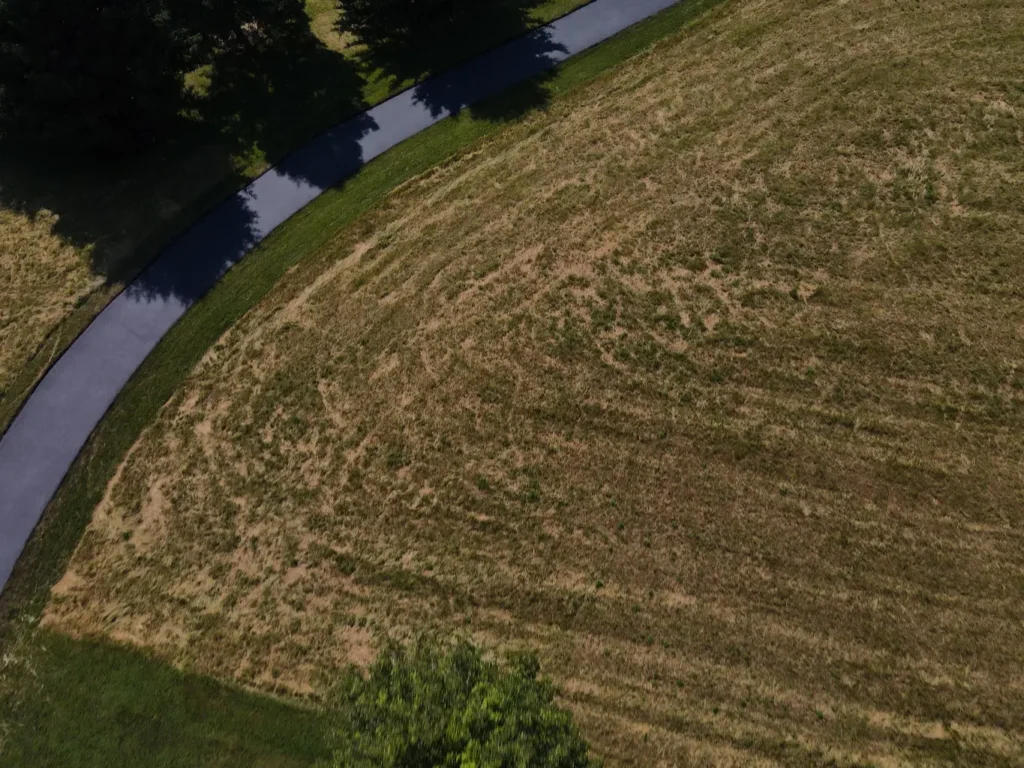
[0, 211, 102, 400]
[43, 0, 1024, 764]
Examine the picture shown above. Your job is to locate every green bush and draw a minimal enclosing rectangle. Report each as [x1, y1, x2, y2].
[327, 638, 596, 768]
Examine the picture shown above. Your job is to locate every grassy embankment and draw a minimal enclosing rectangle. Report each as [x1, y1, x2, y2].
[33, 0, 1024, 764]
[1, 2, 726, 764]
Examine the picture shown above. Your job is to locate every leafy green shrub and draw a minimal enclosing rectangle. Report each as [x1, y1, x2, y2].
[326, 638, 596, 767]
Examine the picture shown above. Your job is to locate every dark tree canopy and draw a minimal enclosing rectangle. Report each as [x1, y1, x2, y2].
[0, 0, 195, 151]
[337, 0, 475, 44]
[0, 0, 309, 153]
[170, 0, 308, 56]
[329, 638, 595, 768]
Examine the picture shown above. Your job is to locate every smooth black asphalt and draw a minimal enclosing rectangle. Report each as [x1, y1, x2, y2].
[0, 0, 683, 591]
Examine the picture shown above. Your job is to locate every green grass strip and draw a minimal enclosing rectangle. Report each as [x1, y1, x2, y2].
[2, 630, 328, 767]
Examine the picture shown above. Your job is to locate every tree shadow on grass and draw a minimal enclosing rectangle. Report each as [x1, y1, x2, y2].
[198, 2, 372, 176]
[0, 0, 371, 310]
[344, 0, 568, 124]
[124, 2, 377, 306]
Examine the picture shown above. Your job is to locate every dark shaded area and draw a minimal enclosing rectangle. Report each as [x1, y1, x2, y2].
[0, 0, 195, 152]
[124, 1, 377, 305]
[0, 0, 371, 307]
[197, 0, 370, 176]
[339, 0, 566, 122]
[1, 630, 328, 768]
[0, 0, 567, 313]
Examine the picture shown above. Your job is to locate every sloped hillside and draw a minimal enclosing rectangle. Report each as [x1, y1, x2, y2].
[46, 0, 1024, 765]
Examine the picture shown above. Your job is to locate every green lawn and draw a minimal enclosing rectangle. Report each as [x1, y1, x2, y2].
[1, 631, 327, 768]
[0, 2, 726, 764]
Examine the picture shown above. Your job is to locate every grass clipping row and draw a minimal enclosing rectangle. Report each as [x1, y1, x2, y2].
[44, 0, 1024, 765]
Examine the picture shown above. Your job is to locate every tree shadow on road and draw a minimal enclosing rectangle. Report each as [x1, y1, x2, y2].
[124, 0, 377, 306]
[342, 0, 568, 123]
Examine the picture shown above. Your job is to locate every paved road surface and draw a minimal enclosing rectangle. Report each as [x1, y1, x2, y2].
[0, 0, 683, 591]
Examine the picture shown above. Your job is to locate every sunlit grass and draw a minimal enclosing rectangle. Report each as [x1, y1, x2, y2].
[38, 0, 1024, 764]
